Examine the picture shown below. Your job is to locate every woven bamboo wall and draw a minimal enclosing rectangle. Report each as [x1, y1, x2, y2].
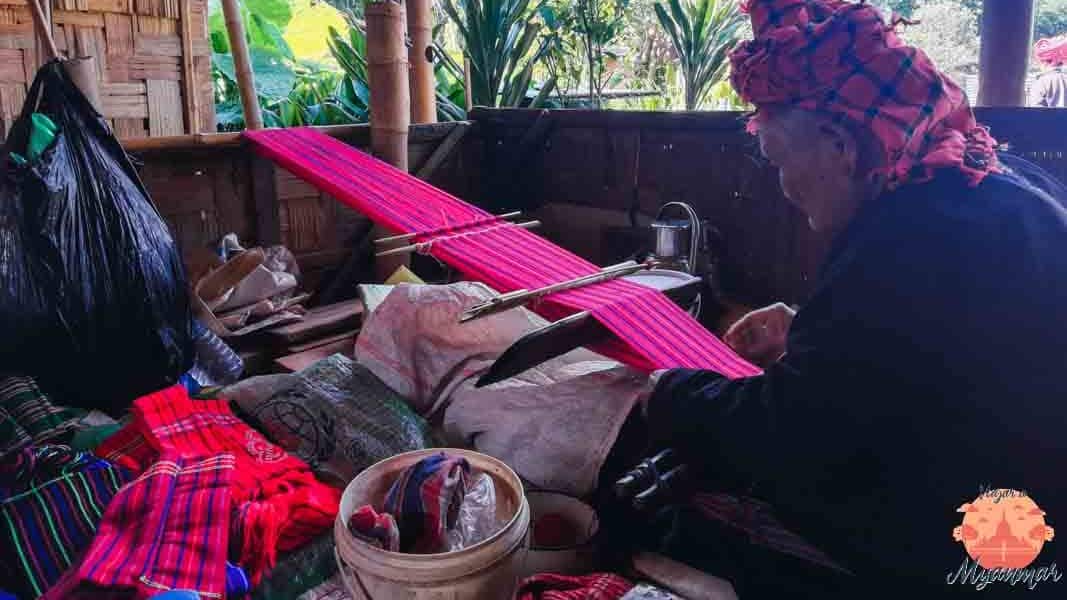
[0, 0, 214, 139]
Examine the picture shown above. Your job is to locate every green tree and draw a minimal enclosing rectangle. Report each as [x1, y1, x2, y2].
[654, 0, 746, 110]
[898, 0, 981, 74]
[1036, 0, 1067, 39]
[574, 0, 631, 108]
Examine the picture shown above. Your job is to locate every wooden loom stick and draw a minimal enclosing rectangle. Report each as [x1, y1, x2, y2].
[373, 210, 522, 245]
[375, 220, 541, 257]
[220, 0, 263, 129]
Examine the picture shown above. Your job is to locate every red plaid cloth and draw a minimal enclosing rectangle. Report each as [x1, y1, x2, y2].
[516, 573, 634, 600]
[1036, 35, 1067, 66]
[95, 385, 341, 583]
[43, 452, 234, 600]
[730, 0, 999, 190]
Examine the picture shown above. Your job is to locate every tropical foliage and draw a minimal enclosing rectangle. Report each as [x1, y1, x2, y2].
[440, 0, 556, 107]
[653, 0, 745, 110]
[573, 0, 630, 108]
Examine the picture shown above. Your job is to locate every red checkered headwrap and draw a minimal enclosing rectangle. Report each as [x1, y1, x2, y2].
[1036, 35, 1067, 66]
[730, 0, 1000, 189]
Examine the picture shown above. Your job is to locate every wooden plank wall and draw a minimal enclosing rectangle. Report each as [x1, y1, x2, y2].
[471, 108, 1067, 306]
[0, 0, 213, 138]
[130, 122, 481, 287]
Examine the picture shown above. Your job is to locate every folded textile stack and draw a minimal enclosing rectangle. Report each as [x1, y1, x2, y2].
[516, 573, 635, 600]
[0, 376, 83, 458]
[96, 385, 341, 583]
[0, 445, 132, 598]
[44, 452, 235, 599]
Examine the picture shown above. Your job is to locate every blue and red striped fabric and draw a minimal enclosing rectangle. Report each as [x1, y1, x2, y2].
[383, 452, 470, 553]
[0, 445, 131, 599]
[243, 128, 761, 379]
[43, 452, 235, 600]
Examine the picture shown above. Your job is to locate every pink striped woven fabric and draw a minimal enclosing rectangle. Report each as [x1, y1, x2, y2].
[244, 128, 760, 378]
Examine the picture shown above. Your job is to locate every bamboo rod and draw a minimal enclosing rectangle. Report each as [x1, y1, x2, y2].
[463, 56, 473, 112]
[27, 0, 58, 61]
[407, 0, 436, 123]
[220, 0, 263, 129]
[179, 0, 201, 133]
[366, 0, 412, 280]
[460, 259, 657, 323]
[376, 220, 542, 257]
[374, 211, 522, 244]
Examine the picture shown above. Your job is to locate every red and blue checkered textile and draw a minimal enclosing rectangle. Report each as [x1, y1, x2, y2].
[43, 452, 234, 600]
[95, 385, 340, 583]
[0, 445, 131, 598]
[731, 0, 1000, 190]
[383, 452, 470, 553]
[517, 573, 634, 600]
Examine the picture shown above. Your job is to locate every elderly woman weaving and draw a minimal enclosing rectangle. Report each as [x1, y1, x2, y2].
[640, 0, 1067, 594]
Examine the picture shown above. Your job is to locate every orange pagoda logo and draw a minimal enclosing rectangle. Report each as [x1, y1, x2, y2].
[947, 488, 1062, 591]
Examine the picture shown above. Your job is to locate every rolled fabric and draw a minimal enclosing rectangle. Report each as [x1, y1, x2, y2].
[383, 452, 470, 553]
[347, 505, 400, 552]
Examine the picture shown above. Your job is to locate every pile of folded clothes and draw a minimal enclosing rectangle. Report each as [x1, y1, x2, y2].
[0, 350, 435, 599]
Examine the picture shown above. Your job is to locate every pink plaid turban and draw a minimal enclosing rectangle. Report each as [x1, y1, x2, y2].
[730, 0, 1000, 189]
[1036, 35, 1067, 66]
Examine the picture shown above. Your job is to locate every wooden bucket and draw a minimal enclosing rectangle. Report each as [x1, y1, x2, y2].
[334, 449, 530, 600]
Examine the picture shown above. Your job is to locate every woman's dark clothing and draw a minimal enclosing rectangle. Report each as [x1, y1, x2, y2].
[647, 155, 1067, 592]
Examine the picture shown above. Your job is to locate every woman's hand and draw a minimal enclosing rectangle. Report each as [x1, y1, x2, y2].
[723, 302, 796, 367]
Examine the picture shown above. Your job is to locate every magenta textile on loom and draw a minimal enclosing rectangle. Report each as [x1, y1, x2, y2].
[243, 127, 760, 379]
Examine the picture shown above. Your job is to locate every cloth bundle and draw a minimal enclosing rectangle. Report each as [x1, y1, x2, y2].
[516, 573, 634, 600]
[348, 452, 471, 554]
[44, 452, 235, 600]
[0, 445, 131, 598]
[0, 375, 82, 458]
[96, 385, 341, 582]
[224, 354, 434, 486]
[346, 506, 400, 552]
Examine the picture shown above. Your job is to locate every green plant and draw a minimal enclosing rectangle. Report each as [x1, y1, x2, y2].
[328, 23, 468, 122]
[539, 2, 585, 106]
[441, 0, 557, 107]
[574, 0, 630, 108]
[654, 0, 744, 110]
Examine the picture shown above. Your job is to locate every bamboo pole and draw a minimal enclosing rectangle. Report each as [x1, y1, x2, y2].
[366, 0, 412, 280]
[978, 0, 1035, 106]
[407, 0, 436, 123]
[220, 0, 263, 129]
[463, 56, 473, 112]
[27, 0, 102, 113]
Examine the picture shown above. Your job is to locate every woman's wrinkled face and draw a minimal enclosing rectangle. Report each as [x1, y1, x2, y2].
[757, 109, 869, 233]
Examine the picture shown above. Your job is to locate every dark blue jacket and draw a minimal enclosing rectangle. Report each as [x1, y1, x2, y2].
[648, 155, 1067, 587]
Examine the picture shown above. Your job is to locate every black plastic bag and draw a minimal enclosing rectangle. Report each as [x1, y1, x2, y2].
[0, 61, 194, 413]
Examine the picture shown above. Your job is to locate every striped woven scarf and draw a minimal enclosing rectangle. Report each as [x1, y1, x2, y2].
[43, 452, 234, 600]
[95, 385, 341, 583]
[0, 376, 82, 459]
[0, 445, 131, 598]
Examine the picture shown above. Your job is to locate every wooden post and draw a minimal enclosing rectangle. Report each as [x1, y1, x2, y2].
[407, 0, 436, 123]
[62, 58, 102, 113]
[978, 0, 1036, 106]
[220, 0, 263, 129]
[366, 0, 412, 280]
